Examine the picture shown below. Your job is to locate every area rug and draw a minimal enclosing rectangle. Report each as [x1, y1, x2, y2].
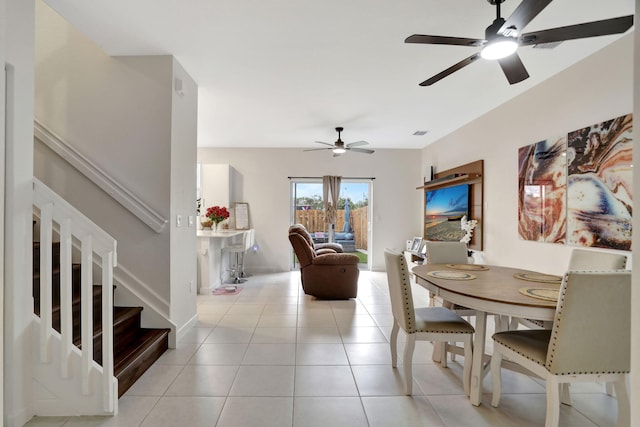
[213, 286, 243, 296]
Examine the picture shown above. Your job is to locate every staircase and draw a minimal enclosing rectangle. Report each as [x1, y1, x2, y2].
[32, 178, 171, 415]
[33, 237, 170, 398]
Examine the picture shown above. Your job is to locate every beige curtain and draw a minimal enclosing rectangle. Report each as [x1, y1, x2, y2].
[323, 175, 341, 242]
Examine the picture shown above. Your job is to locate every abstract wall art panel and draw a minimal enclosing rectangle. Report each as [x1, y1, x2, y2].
[566, 114, 633, 250]
[518, 137, 567, 243]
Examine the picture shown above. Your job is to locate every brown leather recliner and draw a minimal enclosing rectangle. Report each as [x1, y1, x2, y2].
[288, 229, 359, 299]
[288, 224, 344, 253]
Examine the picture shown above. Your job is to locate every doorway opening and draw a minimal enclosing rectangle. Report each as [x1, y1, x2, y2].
[290, 178, 372, 270]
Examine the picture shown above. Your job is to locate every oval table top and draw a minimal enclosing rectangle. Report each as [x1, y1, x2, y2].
[412, 263, 561, 309]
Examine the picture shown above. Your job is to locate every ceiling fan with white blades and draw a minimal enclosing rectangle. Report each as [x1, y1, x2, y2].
[405, 0, 634, 86]
[305, 127, 375, 156]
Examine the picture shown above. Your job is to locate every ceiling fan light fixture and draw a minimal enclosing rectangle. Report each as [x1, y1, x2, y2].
[481, 36, 518, 60]
[333, 147, 346, 154]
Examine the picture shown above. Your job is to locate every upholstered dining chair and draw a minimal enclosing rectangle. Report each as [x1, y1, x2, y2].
[423, 241, 470, 308]
[510, 248, 627, 330]
[384, 248, 474, 395]
[490, 270, 631, 427]
[423, 241, 498, 363]
[568, 248, 627, 270]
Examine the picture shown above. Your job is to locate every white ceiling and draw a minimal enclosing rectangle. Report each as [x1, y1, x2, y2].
[43, 0, 634, 150]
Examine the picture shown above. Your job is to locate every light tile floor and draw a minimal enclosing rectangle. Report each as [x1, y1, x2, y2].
[25, 271, 622, 426]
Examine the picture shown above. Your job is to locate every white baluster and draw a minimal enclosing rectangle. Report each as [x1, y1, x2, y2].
[81, 235, 93, 395]
[59, 218, 73, 378]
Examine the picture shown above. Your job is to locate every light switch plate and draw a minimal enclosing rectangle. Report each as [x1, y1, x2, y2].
[176, 214, 182, 227]
[188, 216, 194, 227]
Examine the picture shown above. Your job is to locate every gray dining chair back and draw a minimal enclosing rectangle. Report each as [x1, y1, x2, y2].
[511, 249, 627, 332]
[547, 270, 630, 375]
[385, 248, 417, 333]
[384, 248, 474, 395]
[490, 270, 630, 427]
[422, 240, 487, 352]
[424, 241, 468, 264]
[568, 248, 627, 270]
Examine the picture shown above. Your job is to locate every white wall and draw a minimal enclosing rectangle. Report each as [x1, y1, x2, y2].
[1, 1, 6, 421]
[197, 148, 423, 271]
[34, 2, 172, 301]
[422, 34, 634, 275]
[3, 0, 35, 425]
[169, 59, 198, 328]
[34, 2, 197, 330]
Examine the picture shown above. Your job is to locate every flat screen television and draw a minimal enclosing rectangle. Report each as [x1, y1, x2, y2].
[425, 183, 469, 241]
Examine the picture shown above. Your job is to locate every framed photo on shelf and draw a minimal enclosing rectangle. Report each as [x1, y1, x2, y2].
[410, 237, 423, 253]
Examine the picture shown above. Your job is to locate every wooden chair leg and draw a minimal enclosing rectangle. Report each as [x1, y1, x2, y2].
[509, 317, 520, 330]
[560, 383, 572, 406]
[462, 336, 472, 396]
[490, 350, 503, 407]
[390, 322, 399, 368]
[440, 342, 448, 368]
[613, 377, 630, 427]
[545, 377, 561, 427]
[605, 382, 614, 396]
[403, 335, 416, 395]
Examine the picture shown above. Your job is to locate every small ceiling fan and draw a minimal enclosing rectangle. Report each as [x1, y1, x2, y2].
[305, 127, 375, 156]
[405, 0, 634, 86]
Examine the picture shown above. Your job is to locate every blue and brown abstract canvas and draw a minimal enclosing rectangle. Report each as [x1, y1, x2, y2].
[566, 114, 633, 250]
[518, 136, 567, 244]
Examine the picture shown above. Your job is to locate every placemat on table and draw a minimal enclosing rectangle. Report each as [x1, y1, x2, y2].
[426, 270, 476, 280]
[518, 287, 560, 302]
[513, 272, 562, 284]
[446, 264, 489, 271]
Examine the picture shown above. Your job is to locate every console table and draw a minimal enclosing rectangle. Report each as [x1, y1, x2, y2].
[197, 229, 245, 294]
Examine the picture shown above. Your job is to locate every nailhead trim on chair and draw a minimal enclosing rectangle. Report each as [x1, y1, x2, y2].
[398, 254, 472, 335]
[546, 271, 630, 376]
[398, 254, 416, 332]
[495, 340, 545, 365]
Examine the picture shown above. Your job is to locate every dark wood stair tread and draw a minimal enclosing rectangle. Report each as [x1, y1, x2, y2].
[33, 239, 170, 399]
[114, 328, 170, 396]
[114, 328, 170, 372]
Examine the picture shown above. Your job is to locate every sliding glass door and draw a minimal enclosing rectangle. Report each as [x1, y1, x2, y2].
[290, 178, 372, 270]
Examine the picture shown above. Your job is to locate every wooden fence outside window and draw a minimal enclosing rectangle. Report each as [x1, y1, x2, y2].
[295, 207, 369, 251]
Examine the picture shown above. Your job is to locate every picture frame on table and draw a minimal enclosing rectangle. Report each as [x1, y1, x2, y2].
[234, 202, 250, 230]
[410, 237, 423, 253]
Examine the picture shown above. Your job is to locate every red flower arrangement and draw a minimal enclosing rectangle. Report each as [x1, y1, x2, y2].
[206, 205, 230, 224]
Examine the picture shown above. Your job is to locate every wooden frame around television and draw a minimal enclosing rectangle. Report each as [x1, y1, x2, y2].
[417, 160, 483, 251]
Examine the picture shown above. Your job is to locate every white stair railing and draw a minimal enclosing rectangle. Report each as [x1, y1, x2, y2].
[33, 177, 118, 413]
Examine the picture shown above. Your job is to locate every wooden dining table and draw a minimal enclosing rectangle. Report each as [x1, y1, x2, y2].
[412, 263, 562, 406]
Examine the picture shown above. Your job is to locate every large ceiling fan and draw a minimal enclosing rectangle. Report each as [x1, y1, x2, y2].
[405, 0, 634, 86]
[305, 127, 375, 156]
